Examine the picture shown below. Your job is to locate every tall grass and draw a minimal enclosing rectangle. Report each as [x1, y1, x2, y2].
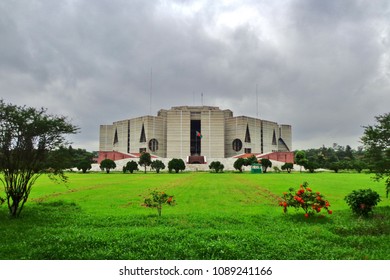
[0, 172, 389, 260]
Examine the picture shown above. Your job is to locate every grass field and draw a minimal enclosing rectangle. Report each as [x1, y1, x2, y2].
[0, 172, 389, 260]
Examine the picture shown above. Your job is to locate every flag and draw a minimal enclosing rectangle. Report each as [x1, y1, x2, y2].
[196, 131, 203, 138]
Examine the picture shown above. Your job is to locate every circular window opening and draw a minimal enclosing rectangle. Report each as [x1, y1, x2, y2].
[148, 138, 159, 152]
[232, 139, 242, 152]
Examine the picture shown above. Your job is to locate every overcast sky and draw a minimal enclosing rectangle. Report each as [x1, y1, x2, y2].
[1, 0, 389, 151]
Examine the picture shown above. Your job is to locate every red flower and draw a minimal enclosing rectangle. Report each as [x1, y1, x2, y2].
[306, 187, 312, 192]
[328, 210, 333, 214]
[304, 213, 309, 218]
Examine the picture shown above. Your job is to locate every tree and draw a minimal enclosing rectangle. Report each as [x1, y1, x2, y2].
[328, 161, 342, 173]
[138, 152, 152, 173]
[260, 158, 272, 173]
[125, 160, 139, 174]
[233, 158, 245, 172]
[0, 100, 78, 217]
[168, 158, 186, 173]
[295, 150, 308, 172]
[244, 155, 258, 166]
[361, 113, 390, 197]
[151, 160, 165, 173]
[46, 146, 94, 171]
[303, 160, 318, 173]
[143, 190, 176, 217]
[100, 159, 116, 173]
[76, 160, 92, 173]
[281, 163, 294, 173]
[209, 161, 224, 173]
[352, 159, 366, 173]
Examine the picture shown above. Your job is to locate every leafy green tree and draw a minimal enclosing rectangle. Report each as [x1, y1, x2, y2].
[47, 146, 94, 169]
[260, 158, 272, 173]
[0, 100, 78, 217]
[100, 159, 116, 173]
[295, 150, 308, 172]
[328, 161, 342, 173]
[151, 160, 165, 173]
[209, 161, 224, 173]
[233, 158, 245, 172]
[303, 160, 318, 173]
[352, 159, 366, 173]
[138, 152, 152, 173]
[244, 155, 258, 166]
[76, 160, 92, 173]
[168, 158, 186, 173]
[281, 163, 294, 173]
[361, 113, 390, 197]
[125, 160, 139, 174]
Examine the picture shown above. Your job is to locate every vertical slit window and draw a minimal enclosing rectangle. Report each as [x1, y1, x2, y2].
[245, 124, 251, 143]
[272, 129, 277, 145]
[113, 128, 119, 145]
[140, 123, 146, 143]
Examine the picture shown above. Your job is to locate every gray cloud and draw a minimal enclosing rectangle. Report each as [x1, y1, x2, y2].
[1, 0, 389, 151]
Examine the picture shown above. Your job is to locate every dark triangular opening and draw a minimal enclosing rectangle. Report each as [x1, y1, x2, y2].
[272, 129, 277, 145]
[245, 124, 251, 143]
[113, 128, 119, 145]
[278, 138, 290, 151]
[140, 123, 146, 143]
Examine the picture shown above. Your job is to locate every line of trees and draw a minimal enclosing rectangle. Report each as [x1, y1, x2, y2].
[295, 144, 367, 173]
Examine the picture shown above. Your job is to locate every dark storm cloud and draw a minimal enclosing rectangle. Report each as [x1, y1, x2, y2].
[1, 0, 389, 151]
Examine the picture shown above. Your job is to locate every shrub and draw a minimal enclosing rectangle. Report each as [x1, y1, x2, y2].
[280, 182, 332, 218]
[273, 166, 281, 173]
[151, 160, 165, 173]
[100, 159, 116, 173]
[344, 189, 381, 217]
[0, 197, 4, 205]
[281, 163, 293, 173]
[209, 161, 224, 173]
[125, 160, 139, 174]
[260, 158, 272, 173]
[143, 190, 176, 216]
[76, 160, 92, 173]
[233, 158, 245, 172]
[168, 158, 186, 173]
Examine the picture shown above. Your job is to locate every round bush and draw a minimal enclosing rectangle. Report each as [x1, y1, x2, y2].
[344, 189, 381, 217]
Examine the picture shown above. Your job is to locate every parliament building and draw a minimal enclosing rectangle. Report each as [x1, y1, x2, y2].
[99, 106, 293, 164]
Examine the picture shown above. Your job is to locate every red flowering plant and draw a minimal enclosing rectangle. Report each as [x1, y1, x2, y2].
[143, 190, 176, 217]
[279, 182, 332, 218]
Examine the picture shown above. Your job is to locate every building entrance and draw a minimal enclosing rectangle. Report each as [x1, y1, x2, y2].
[190, 120, 201, 155]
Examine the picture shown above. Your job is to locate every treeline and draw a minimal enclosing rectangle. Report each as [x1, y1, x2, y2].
[47, 146, 97, 173]
[296, 144, 367, 173]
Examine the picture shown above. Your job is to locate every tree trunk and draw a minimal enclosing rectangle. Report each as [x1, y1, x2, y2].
[9, 198, 20, 217]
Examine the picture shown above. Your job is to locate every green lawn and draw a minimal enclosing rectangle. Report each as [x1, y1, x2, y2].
[0, 172, 389, 260]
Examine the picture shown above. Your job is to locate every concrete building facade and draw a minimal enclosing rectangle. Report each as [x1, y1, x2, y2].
[98, 106, 292, 163]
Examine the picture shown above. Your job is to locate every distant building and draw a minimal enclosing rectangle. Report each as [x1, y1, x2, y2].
[98, 106, 293, 163]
